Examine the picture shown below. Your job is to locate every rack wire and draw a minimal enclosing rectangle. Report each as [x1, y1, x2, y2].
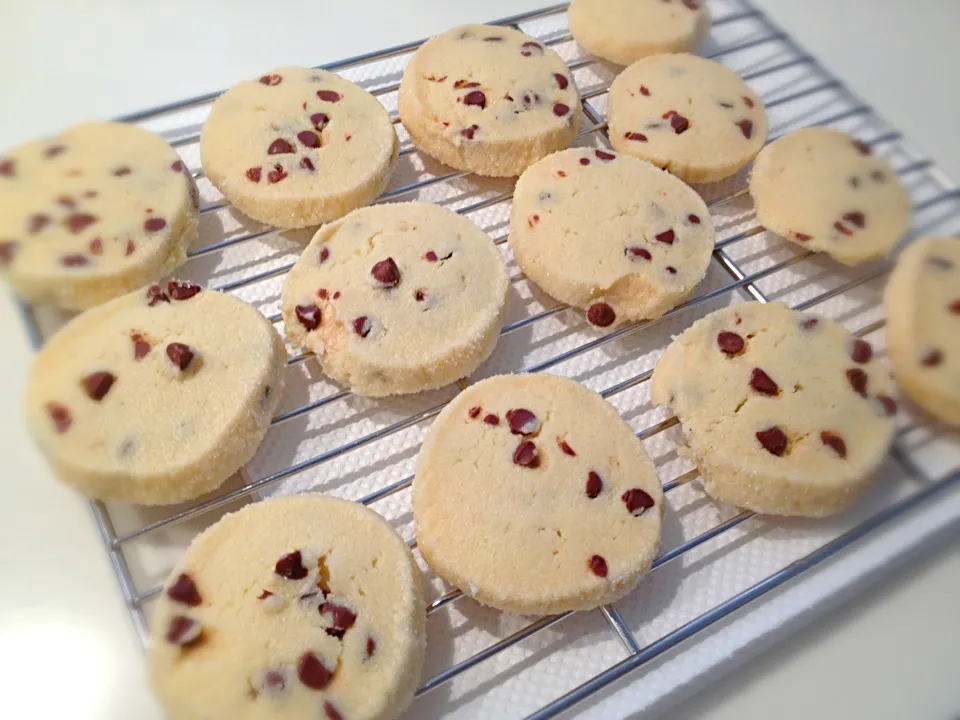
[15, 1, 960, 717]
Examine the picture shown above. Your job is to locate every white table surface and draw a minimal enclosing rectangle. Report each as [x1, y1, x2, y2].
[1, 2, 958, 718]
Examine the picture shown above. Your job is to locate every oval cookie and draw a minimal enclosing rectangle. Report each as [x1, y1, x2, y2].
[608, 53, 767, 183]
[884, 237, 960, 425]
[0, 121, 199, 310]
[281, 202, 509, 397]
[148, 495, 426, 720]
[413, 374, 664, 615]
[569, 0, 710, 66]
[651, 301, 897, 517]
[750, 128, 912, 265]
[201, 67, 398, 229]
[510, 147, 714, 329]
[25, 281, 286, 504]
[399, 25, 581, 177]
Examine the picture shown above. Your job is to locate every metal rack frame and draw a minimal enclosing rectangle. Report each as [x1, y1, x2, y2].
[16, 1, 960, 718]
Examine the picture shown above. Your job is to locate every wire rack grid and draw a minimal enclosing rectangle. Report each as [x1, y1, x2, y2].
[15, 1, 960, 718]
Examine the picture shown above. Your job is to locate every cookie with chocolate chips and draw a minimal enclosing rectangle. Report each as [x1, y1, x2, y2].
[149, 495, 426, 720]
[281, 202, 509, 397]
[885, 237, 960, 425]
[608, 53, 767, 183]
[510, 148, 714, 330]
[398, 24, 581, 177]
[651, 301, 897, 517]
[25, 281, 286, 504]
[413, 373, 663, 614]
[201, 67, 398, 229]
[750, 128, 912, 265]
[0, 121, 198, 310]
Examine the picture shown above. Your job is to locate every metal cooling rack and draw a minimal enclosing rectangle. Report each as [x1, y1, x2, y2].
[15, 1, 960, 718]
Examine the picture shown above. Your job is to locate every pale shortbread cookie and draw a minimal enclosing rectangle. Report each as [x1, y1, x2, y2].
[399, 24, 581, 177]
[282, 202, 509, 397]
[25, 282, 286, 504]
[510, 147, 714, 329]
[0, 121, 199, 310]
[884, 237, 960, 425]
[608, 53, 767, 183]
[201, 67, 398, 229]
[569, 0, 710, 66]
[651, 302, 897, 517]
[750, 128, 912, 265]
[413, 374, 663, 615]
[149, 495, 426, 720]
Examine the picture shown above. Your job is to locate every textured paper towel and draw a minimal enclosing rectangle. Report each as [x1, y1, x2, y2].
[26, 1, 960, 717]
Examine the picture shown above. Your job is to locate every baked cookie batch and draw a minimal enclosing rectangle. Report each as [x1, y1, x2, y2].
[2, 5, 952, 718]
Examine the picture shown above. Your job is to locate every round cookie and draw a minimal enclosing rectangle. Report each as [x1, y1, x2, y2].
[608, 53, 767, 184]
[750, 128, 913, 265]
[398, 24, 581, 177]
[413, 373, 664, 615]
[201, 67, 398, 229]
[510, 147, 714, 329]
[0, 121, 199, 310]
[568, 0, 710, 66]
[650, 301, 897, 517]
[281, 202, 509, 397]
[148, 495, 426, 720]
[25, 281, 286, 504]
[884, 237, 960, 425]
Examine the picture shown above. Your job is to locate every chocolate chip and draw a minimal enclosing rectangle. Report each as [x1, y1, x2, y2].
[268, 139, 295, 155]
[0, 158, 14, 176]
[166, 343, 195, 371]
[246, 167, 262, 183]
[353, 316, 372, 338]
[316, 90, 342, 103]
[64, 213, 98, 234]
[846, 368, 868, 397]
[468, 406, 482, 419]
[717, 331, 745, 356]
[166, 616, 203, 647]
[820, 431, 847, 459]
[852, 139, 871, 155]
[275, 550, 308, 579]
[626, 246, 652, 261]
[60, 253, 89, 267]
[464, 90, 487, 109]
[655, 229, 675, 245]
[506, 408, 540, 436]
[622, 488, 655, 516]
[82, 371, 116, 401]
[295, 304, 322, 331]
[322, 602, 357, 639]
[146, 284, 170, 306]
[755, 426, 788, 456]
[554, 73, 570, 90]
[144, 217, 167, 233]
[297, 131, 320, 148]
[921, 349, 943, 367]
[0, 241, 17, 265]
[587, 302, 616, 327]
[843, 211, 866, 229]
[588, 555, 608, 578]
[267, 164, 288, 184]
[366, 636, 376, 658]
[736, 119, 753, 139]
[851, 339, 873, 364]
[259, 73, 282, 86]
[625, 131, 649, 142]
[168, 280, 202, 300]
[553, 103, 570, 117]
[688, 214, 701, 224]
[750, 368, 780, 396]
[167, 573, 202, 606]
[483, 413, 500, 425]
[46, 402, 72, 433]
[300, 157, 315, 171]
[460, 124, 480, 140]
[113, 166, 132, 177]
[877, 394, 898, 417]
[371, 257, 401, 287]
[520, 41, 544, 56]
[324, 701, 344, 720]
[558, 438, 576, 456]
[513, 440, 540, 468]
[595, 149, 616, 161]
[794, 232, 812, 242]
[297, 652, 333, 690]
[834, 221, 853, 236]
[586, 471, 602, 498]
[640, 85, 651, 96]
